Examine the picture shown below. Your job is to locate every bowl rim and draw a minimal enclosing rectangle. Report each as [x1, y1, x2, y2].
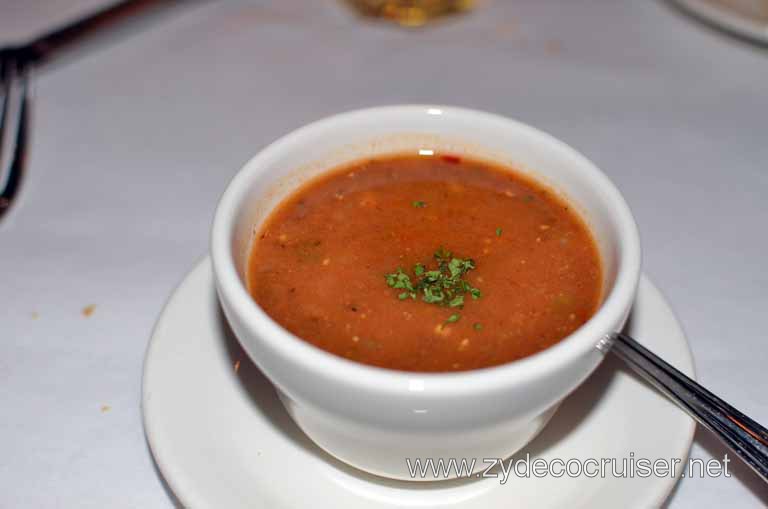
[211, 104, 641, 396]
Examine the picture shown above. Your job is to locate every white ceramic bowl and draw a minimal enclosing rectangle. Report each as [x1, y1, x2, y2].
[211, 105, 641, 480]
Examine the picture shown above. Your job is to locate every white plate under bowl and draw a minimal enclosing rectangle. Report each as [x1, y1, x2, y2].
[142, 258, 696, 508]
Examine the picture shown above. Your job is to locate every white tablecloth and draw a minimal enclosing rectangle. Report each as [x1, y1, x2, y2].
[2, 1, 767, 507]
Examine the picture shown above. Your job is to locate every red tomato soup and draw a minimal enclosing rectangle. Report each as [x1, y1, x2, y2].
[247, 153, 602, 372]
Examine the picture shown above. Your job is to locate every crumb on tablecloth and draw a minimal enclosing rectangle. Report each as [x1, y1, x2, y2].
[545, 39, 563, 55]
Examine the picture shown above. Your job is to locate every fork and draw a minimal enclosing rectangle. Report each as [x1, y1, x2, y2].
[0, 0, 181, 220]
[0, 48, 30, 219]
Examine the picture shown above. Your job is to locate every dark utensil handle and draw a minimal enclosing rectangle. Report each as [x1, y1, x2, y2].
[22, 0, 180, 64]
[608, 332, 768, 483]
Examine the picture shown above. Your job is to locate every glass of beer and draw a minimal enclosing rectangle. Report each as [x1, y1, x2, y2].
[345, 0, 476, 27]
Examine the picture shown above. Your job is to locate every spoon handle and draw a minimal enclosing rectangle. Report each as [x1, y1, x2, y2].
[608, 332, 768, 483]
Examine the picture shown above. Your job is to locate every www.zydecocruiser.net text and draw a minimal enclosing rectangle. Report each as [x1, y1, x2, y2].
[405, 454, 731, 484]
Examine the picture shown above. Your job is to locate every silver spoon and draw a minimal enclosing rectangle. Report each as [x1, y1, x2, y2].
[601, 332, 768, 483]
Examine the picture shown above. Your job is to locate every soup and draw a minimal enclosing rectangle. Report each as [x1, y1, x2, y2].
[247, 153, 602, 372]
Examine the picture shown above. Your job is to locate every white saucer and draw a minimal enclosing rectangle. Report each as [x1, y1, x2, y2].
[142, 259, 696, 508]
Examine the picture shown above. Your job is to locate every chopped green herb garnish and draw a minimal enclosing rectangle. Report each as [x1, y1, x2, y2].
[385, 268, 413, 291]
[495, 227, 503, 237]
[412, 200, 427, 208]
[385, 247, 482, 311]
[473, 323, 483, 331]
[446, 313, 461, 323]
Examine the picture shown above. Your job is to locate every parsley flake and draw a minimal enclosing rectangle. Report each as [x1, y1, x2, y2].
[385, 247, 482, 311]
[412, 201, 427, 208]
